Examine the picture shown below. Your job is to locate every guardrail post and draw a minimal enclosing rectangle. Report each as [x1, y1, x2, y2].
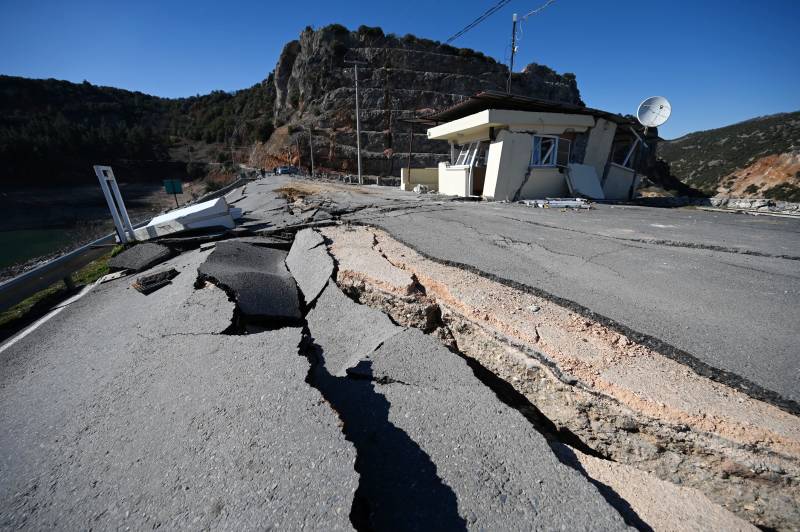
[94, 165, 135, 242]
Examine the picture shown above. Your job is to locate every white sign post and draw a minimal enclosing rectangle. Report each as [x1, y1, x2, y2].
[94, 165, 135, 243]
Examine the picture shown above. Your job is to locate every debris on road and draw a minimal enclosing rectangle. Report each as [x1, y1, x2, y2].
[521, 198, 591, 209]
[108, 242, 172, 272]
[96, 271, 127, 284]
[196, 240, 301, 322]
[132, 268, 179, 294]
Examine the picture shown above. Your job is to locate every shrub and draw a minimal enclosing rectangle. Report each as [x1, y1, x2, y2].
[324, 23, 349, 34]
[357, 25, 384, 39]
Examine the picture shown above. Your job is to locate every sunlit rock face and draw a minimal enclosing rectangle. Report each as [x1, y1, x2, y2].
[254, 24, 583, 175]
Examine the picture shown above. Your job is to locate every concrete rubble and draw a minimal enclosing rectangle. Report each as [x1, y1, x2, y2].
[521, 198, 591, 209]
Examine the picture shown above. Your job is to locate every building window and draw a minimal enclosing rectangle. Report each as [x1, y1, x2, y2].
[454, 141, 488, 167]
[530, 135, 570, 167]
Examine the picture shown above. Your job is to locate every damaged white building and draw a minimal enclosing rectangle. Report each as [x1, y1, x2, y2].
[401, 91, 655, 201]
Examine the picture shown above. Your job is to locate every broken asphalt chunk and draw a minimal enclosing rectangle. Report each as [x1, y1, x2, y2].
[108, 242, 172, 272]
[197, 240, 301, 321]
[132, 268, 179, 294]
[232, 235, 293, 250]
[286, 229, 333, 305]
[306, 281, 401, 376]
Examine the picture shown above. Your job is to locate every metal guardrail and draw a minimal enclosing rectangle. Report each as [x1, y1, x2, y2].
[0, 175, 255, 313]
[0, 232, 117, 312]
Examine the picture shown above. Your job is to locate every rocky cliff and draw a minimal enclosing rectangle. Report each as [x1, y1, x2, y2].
[249, 24, 583, 175]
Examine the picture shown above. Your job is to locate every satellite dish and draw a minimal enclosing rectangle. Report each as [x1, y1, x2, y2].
[636, 96, 672, 128]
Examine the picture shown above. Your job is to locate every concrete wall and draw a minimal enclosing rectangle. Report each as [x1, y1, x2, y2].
[519, 168, 569, 199]
[583, 118, 617, 178]
[603, 163, 636, 200]
[437, 162, 471, 197]
[483, 130, 533, 201]
[400, 167, 439, 191]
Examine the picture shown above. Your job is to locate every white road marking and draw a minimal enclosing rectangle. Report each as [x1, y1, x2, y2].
[0, 282, 97, 354]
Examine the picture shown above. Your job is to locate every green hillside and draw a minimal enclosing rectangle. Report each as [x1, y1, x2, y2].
[0, 75, 275, 185]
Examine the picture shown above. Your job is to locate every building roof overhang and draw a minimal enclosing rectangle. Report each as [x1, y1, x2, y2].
[416, 90, 638, 128]
[426, 109, 596, 142]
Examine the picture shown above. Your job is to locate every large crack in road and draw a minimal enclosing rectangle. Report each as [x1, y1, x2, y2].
[2, 177, 796, 530]
[320, 224, 798, 530]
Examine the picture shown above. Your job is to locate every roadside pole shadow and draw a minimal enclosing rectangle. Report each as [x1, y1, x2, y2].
[307, 341, 466, 532]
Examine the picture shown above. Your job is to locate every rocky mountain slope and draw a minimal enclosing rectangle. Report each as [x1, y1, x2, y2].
[658, 111, 800, 201]
[250, 24, 583, 175]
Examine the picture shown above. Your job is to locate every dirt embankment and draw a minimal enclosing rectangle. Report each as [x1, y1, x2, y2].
[716, 151, 800, 199]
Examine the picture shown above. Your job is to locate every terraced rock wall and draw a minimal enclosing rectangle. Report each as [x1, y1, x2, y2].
[250, 25, 583, 176]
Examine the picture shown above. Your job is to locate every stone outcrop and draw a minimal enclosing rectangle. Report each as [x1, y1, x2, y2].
[250, 25, 583, 175]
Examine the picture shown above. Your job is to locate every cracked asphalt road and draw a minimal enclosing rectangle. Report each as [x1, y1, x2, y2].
[365, 203, 800, 406]
[0, 249, 357, 529]
[240, 175, 799, 405]
[0, 175, 795, 530]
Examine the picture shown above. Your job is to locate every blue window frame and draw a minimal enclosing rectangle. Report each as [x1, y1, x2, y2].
[530, 135, 570, 167]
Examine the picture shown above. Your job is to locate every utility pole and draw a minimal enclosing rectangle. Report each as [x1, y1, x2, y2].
[308, 128, 315, 177]
[345, 59, 367, 185]
[506, 13, 518, 94]
[406, 120, 414, 183]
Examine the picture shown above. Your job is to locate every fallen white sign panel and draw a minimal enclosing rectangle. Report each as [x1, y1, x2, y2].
[133, 197, 237, 240]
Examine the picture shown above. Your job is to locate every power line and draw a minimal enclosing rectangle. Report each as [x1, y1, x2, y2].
[445, 0, 513, 44]
[520, 0, 556, 21]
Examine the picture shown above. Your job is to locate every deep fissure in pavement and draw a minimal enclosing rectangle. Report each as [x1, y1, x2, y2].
[334, 275, 657, 530]
[326, 227, 800, 531]
[362, 222, 800, 417]
[282, 228, 464, 531]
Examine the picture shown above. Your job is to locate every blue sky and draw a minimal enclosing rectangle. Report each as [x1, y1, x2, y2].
[1, 0, 798, 139]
